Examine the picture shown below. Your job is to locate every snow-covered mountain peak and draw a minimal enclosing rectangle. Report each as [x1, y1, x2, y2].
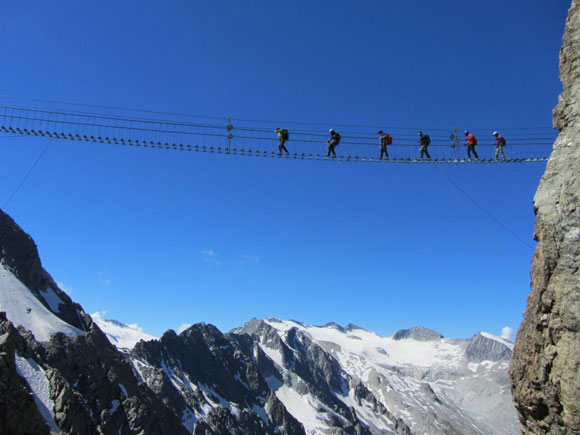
[92, 315, 157, 350]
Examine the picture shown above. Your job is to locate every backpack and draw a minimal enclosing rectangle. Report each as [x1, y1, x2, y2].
[500, 137, 506, 147]
[472, 136, 478, 145]
[423, 135, 431, 145]
[333, 133, 341, 144]
[282, 129, 289, 141]
[386, 134, 393, 145]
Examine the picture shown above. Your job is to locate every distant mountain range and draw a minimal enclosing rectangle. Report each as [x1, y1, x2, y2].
[0, 208, 518, 434]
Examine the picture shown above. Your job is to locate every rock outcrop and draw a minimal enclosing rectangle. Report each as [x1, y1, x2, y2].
[392, 326, 444, 342]
[509, 1, 580, 433]
[466, 334, 512, 363]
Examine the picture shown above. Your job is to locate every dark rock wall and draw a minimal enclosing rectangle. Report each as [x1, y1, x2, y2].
[0, 315, 51, 435]
[509, 1, 580, 433]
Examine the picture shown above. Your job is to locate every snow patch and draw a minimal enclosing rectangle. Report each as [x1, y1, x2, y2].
[252, 404, 270, 425]
[182, 408, 197, 432]
[0, 266, 85, 342]
[40, 287, 64, 313]
[265, 374, 283, 390]
[109, 399, 120, 415]
[275, 385, 328, 434]
[234, 372, 249, 390]
[198, 383, 232, 409]
[14, 354, 61, 433]
[93, 317, 157, 350]
[259, 343, 285, 368]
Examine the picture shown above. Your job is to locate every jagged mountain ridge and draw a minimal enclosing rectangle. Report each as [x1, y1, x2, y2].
[235, 318, 517, 434]
[0, 207, 517, 434]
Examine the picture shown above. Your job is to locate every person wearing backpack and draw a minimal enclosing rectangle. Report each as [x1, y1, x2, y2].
[327, 129, 341, 158]
[274, 128, 290, 155]
[418, 131, 431, 160]
[464, 130, 479, 160]
[378, 130, 392, 160]
[493, 131, 507, 161]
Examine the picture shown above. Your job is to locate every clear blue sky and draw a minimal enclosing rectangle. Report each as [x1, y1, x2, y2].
[0, 1, 570, 338]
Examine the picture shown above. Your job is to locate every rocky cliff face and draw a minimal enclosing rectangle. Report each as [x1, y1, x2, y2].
[509, 1, 580, 433]
[392, 327, 443, 342]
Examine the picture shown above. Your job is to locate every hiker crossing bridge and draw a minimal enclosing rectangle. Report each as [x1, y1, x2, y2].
[0, 102, 555, 165]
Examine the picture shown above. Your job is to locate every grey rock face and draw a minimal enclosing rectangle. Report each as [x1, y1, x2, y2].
[510, 1, 580, 433]
[465, 334, 512, 363]
[236, 320, 367, 433]
[392, 326, 444, 341]
[0, 313, 188, 435]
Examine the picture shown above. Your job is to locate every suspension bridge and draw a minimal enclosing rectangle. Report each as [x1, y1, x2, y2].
[0, 100, 556, 164]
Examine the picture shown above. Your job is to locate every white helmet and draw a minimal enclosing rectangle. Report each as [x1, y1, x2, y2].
[493, 131, 499, 136]
[329, 129, 335, 133]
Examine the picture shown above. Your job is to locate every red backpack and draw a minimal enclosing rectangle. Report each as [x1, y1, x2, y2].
[382, 134, 393, 145]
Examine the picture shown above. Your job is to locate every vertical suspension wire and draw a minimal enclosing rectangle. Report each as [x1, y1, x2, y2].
[1, 106, 6, 129]
[48, 109, 54, 136]
[171, 119, 176, 151]
[68, 111, 74, 138]
[22, 108, 28, 133]
[14, 107, 20, 131]
[8, 106, 15, 132]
